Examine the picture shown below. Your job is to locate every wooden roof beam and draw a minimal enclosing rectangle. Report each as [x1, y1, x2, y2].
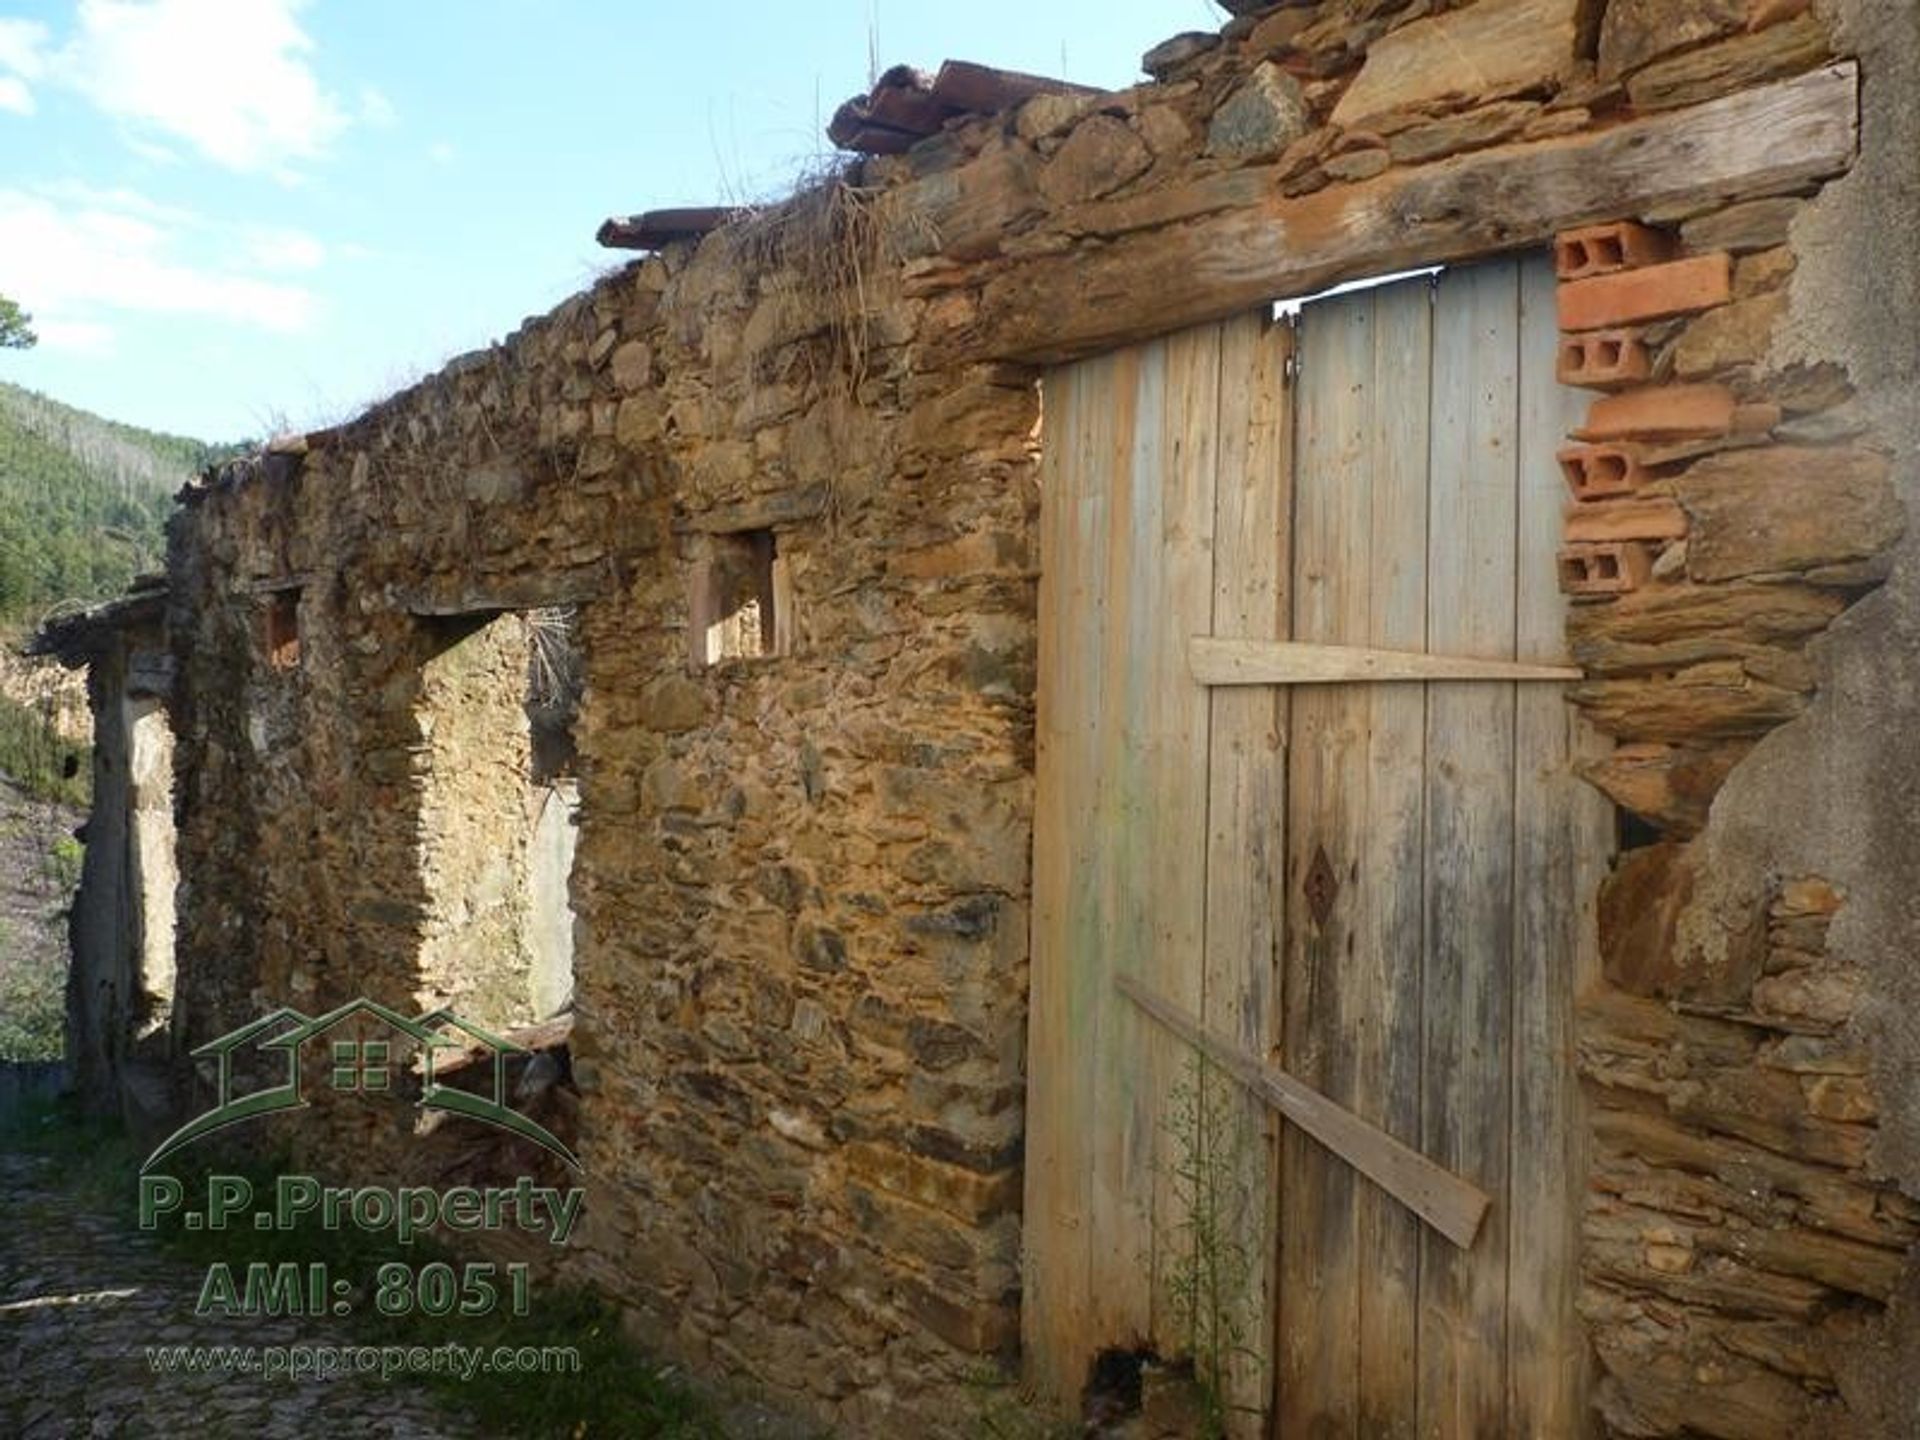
[596, 206, 747, 252]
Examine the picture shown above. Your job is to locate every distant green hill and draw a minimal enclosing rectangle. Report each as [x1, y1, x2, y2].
[0, 382, 240, 627]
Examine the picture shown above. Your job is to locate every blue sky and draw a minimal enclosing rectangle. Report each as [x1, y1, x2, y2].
[0, 0, 1219, 442]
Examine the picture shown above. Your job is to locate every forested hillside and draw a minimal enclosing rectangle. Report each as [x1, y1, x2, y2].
[0, 383, 237, 626]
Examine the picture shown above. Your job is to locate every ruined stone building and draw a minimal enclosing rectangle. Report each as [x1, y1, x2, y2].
[33, 0, 1920, 1433]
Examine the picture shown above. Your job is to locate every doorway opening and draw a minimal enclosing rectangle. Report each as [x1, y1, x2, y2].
[414, 607, 581, 1029]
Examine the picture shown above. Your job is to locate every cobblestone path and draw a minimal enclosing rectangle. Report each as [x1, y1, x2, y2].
[0, 1150, 481, 1439]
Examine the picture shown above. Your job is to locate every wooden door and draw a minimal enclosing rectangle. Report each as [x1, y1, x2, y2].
[1022, 255, 1613, 1436]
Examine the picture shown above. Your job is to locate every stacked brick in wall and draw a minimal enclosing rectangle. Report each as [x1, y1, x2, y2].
[1544, 201, 1906, 1438]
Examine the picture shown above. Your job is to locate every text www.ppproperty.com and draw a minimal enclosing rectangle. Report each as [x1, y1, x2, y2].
[145, 1341, 581, 1382]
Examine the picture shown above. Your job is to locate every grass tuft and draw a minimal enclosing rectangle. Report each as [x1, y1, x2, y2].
[0, 690, 89, 807]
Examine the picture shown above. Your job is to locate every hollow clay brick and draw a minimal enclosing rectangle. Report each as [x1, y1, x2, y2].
[1558, 330, 1654, 390]
[1554, 221, 1678, 280]
[1559, 541, 1657, 596]
[1565, 497, 1690, 544]
[1558, 253, 1733, 332]
[1558, 443, 1653, 500]
[1577, 384, 1738, 441]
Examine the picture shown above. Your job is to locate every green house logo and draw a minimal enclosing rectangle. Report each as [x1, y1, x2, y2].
[143, 998, 581, 1172]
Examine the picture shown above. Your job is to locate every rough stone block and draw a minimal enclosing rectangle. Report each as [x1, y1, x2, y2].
[1559, 254, 1734, 332]
[1571, 662, 1809, 742]
[1776, 876, 1844, 918]
[1142, 31, 1217, 81]
[1039, 115, 1155, 207]
[1332, 0, 1585, 126]
[1206, 61, 1310, 162]
[1246, 7, 1314, 57]
[841, 1141, 1021, 1223]
[1681, 197, 1803, 255]
[1752, 965, 1864, 1031]
[1749, 0, 1813, 30]
[1599, 841, 1696, 997]
[1598, 0, 1746, 80]
[1555, 221, 1679, 280]
[1385, 100, 1540, 166]
[1672, 291, 1788, 379]
[1577, 741, 1746, 837]
[1675, 447, 1903, 583]
[1625, 14, 1831, 113]
[1323, 145, 1390, 182]
[897, 1278, 1018, 1355]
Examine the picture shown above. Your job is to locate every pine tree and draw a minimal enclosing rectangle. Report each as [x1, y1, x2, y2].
[0, 293, 36, 350]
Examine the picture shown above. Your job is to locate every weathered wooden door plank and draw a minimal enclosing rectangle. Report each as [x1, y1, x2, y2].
[1419, 259, 1522, 1439]
[1085, 339, 1158, 1353]
[1133, 323, 1226, 1357]
[1022, 352, 1105, 1402]
[1507, 255, 1616, 1437]
[1118, 976, 1488, 1254]
[1202, 310, 1293, 1435]
[1191, 637, 1579, 686]
[1278, 281, 1376, 1435]
[1024, 319, 1234, 1405]
[1352, 276, 1434, 1439]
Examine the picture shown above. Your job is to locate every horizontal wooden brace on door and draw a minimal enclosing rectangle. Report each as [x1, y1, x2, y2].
[1190, 638, 1581, 687]
[1117, 974, 1490, 1250]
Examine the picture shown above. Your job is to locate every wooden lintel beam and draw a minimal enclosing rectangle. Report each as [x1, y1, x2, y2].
[949, 63, 1857, 365]
[1191, 637, 1581, 686]
[596, 207, 746, 252]
[398, 560, 613, 616]
[1118, 975, 1490, 1250]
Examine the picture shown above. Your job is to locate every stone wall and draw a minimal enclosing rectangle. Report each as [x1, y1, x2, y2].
[0, 648, 90, 744]
[147, 0, 1920, 1433]
[37, 593, 174, 1126]
[167, 167, 1041, 1430]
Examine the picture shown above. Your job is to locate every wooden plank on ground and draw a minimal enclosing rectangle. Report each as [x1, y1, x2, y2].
[953, 65, 1858, 364]
[1118, 977, 1487, 1251]
[1506, 253, 1612, 1435]
[1191, 638, 1578, 686]
[1419, 260, 1522, 1440]
[1353, 274, 1434, 1439]
[1278, 284, 1374, 1435]
[1202, 310, 1292, 1435]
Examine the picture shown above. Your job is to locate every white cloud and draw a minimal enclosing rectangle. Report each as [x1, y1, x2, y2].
[357, 85, 394, 127]
[33, 318, 117, 356]
[427, 140, 456, 165]
[0, 185, 322, 336]
[0, 15, 46, 113]
[0, 18, 48, 78]
[240, 225, 327, 273]
[31, 179, 199, 225]
[56, 0, 349, 177]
